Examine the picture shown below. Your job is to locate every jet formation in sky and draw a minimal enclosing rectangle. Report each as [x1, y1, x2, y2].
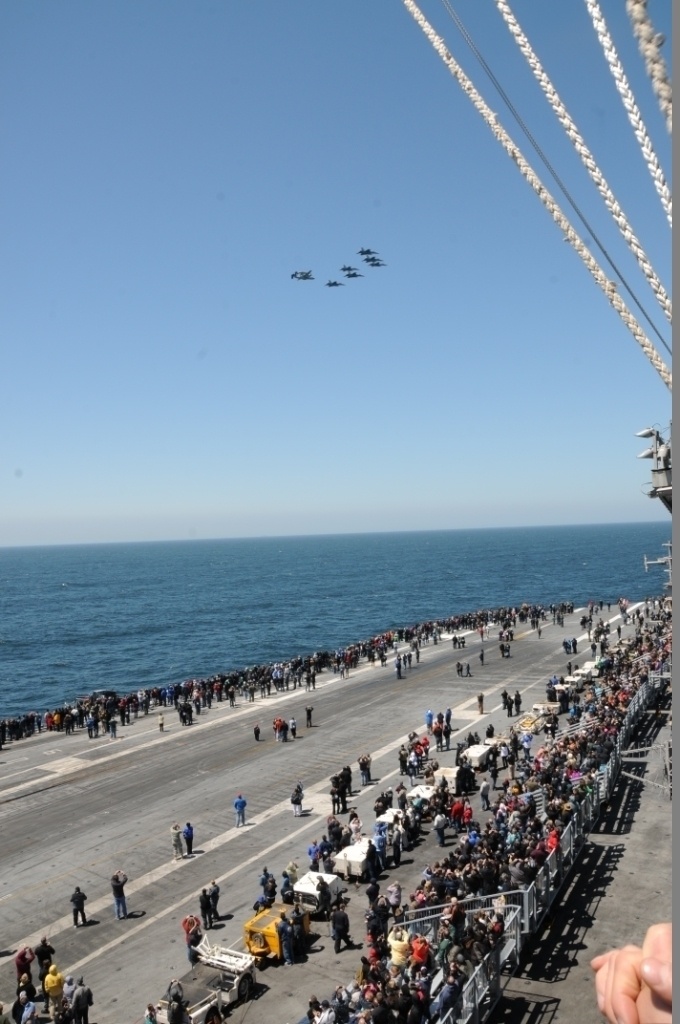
[291, 249, 386, 288]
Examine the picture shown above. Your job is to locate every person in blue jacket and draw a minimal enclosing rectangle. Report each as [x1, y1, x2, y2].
[234, 795, 247, 827]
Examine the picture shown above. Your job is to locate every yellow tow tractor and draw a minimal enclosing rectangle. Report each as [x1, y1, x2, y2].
[243, 901, 310, 963]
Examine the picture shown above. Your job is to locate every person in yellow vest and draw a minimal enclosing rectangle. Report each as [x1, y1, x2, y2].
[44, 964, 65, 1020]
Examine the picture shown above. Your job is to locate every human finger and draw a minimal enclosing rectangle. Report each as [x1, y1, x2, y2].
[590, 951, 612, 971]
[602, 946, 643, 1024]
[641, 922, 672, 1000]
[592, 953, 613, 1015]
[637, 922, 672, 1023]
[591, 947, 639, 1023]
[641, 922, 672, 961]
[590, 944, 641, 973]
[640, 958, 672, 1004]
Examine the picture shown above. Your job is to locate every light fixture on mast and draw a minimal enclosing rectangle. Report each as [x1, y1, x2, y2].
[635, 425, 672, 512]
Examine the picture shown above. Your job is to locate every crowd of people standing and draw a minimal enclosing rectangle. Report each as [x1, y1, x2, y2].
[1, 603, 576, 749]
[272, 599, 671, 1024]
[2, 595, 669, 1024]
[5, 939, 93, 1024]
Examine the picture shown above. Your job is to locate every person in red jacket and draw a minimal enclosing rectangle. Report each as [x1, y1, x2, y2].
[450, 798, 465, 832]
[546, 825, 562, 853]
[181, 915, 202, 964]
[14, 947, 35, 982]
[409, 934, 431, 969]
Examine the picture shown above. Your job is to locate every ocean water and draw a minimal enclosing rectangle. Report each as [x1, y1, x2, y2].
[0, 522, 670, 718]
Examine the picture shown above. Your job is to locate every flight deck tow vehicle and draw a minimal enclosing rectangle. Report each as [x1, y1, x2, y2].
[155, 941, 257, 1024]
[243, 902, 311, 962]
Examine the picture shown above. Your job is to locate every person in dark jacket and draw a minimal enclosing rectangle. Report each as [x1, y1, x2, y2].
[110, 870, 128, 919]
[182, 823, 194, 856]
[163, 981, 184, 1006]
[15, 978, 36, 1005]
[33, 938, 54, 974]
[54, 998, 74, 1024]
[198, 888, 213, 930]
[437, 974, 464, 1017]
[167, 997, 184, 1024]
[369, 994, 391, 1024]
[262, 875, 277, 905]
[33, 938, 55, 1014]
[315, 877, 332, 920]
[70, 887, 88, 927]
[276, 914, 294, 966]
[208, 880, 220, 919]
[290, 903, 306, 955]
[280, 872, 294, 904]
[330, 903, 354, 953]
[364, 840, 379, 883]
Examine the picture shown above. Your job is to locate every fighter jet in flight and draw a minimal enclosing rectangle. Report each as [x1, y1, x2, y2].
[291, 270, 314, 280]
[325, 280, 345, 287]
[363, 256, 386, 267]
[340, 265, 359, 273]
[357, 248, 378, 256]
[344, 271, 364, 278]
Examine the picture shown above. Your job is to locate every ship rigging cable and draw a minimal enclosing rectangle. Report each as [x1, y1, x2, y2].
[400, 0, 671, 391]
[437, 0, 670, 356]
[626, 0, 672, 134]
[492, 0, 671, 327]
[585, 0, 671, 228]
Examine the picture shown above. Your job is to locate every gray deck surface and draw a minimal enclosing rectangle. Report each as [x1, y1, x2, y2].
[0, 604, 671, 1023]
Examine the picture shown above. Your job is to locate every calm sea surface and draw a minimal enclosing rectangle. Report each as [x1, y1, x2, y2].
[0, 523, 670, 718]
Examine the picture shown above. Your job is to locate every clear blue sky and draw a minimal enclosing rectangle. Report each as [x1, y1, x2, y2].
[1, 1, 672, 545]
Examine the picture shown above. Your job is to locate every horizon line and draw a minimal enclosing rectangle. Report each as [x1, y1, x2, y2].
[0, 519, 670, 552]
